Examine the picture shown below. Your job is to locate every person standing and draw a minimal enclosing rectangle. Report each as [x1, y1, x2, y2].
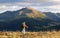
[22, 22, 28, 34]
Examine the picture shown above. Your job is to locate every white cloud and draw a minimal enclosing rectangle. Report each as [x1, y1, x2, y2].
[0, 5, 23, 13]
[0, 0, 60, 13]
[51, 0, 60, 1]
[0, 4, 60, 13]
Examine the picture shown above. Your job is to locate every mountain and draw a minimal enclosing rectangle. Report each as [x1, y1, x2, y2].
[0, 7, 60, 31]
[18, 7, 46, 18]
[56, 13, 60, 17]
[43, 12, 60, 22]
[0, 7, 47, 21]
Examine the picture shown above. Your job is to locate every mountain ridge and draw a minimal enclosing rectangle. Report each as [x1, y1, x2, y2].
[0, 7, 60, 31]
[0, 7, 47, 21]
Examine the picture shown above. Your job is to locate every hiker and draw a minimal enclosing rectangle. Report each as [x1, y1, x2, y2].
[22, 22, 28, 34]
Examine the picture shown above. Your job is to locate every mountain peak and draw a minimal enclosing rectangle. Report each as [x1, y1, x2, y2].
[0, 7, 46, 21]
[18, 7, 46, 18]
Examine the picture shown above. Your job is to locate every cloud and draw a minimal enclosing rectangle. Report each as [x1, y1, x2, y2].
[0, 5, 23, 13]
[0, 0, 60, 13]
[0, 0, 60, 3]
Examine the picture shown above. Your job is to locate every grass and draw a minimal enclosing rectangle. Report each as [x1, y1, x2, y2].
[0, 31, 60, 38]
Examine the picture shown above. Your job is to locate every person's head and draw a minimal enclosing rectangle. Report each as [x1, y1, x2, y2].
[22, 22, 25, 25]
[22, 22, 28, 28]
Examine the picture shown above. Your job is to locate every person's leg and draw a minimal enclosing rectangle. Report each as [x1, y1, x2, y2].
[22, 27, 25, 34]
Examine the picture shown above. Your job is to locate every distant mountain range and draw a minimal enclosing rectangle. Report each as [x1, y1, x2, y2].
[0, 7, 60, 31]
[44, 12, 60, 22]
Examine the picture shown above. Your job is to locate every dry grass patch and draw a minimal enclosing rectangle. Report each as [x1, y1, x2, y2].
[0, 31, 60, 38]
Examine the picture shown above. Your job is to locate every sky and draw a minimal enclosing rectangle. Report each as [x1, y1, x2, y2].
[0, 0, 60, 13]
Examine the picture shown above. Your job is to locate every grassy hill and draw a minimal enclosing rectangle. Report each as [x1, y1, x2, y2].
[0, 31, 60, 38]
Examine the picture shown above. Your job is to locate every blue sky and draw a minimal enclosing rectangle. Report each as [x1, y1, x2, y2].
[0, 0, 60, 13]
